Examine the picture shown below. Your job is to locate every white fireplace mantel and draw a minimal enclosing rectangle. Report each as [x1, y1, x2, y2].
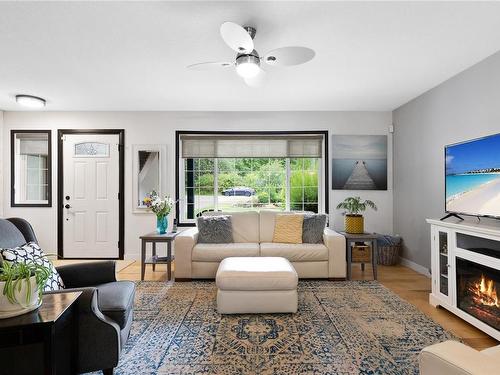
[427, 218, 500, 341]
[427, 219, 500, 237]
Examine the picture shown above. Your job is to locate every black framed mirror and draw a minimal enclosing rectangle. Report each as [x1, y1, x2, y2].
[11, 130, 52, 207]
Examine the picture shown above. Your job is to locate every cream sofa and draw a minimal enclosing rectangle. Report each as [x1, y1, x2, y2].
[174, 210, 346, 280]
[419, 341, 500, 375]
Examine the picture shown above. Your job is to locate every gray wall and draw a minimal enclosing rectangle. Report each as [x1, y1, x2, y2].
[393, 51, 500, 270]
[0, 111, 3, 217]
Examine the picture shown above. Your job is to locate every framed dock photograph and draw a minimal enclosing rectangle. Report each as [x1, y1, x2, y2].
[332, 135, 388, 190]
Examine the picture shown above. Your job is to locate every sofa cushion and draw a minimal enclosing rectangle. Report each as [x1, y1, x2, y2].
[481, 345, 500, 358]
[205, 211, 259, 243]
[192, 243, 260, 262]
[216, 257, 298, 291]
[303, 214, 327, 243]
[197, 215, 233, 243]
[259, 210, 278, 242]
[273, 214, 304, 244]
[260, 242, 329, 262]
[96, 281, 135, 329]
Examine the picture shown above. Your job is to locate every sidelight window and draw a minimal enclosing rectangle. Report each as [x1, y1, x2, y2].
[11, 130, 52, 207]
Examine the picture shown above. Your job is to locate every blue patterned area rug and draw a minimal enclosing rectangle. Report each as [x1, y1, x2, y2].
[97, 281, 454, 374]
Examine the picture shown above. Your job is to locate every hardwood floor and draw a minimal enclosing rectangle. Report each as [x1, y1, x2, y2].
[117, 261, 499, 351]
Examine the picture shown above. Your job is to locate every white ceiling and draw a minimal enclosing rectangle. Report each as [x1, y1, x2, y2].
[1, 1, 500, 111]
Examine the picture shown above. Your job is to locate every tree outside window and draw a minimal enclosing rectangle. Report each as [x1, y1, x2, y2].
[183, 157, 319, 220]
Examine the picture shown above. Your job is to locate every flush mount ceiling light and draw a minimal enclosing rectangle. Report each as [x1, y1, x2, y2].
[15, 94, 46, 108]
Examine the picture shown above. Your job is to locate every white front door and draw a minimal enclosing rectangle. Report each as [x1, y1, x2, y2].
[62, 134, 120, 258]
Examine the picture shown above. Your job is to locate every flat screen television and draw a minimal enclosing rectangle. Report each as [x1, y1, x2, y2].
[445, 133, 500, 219]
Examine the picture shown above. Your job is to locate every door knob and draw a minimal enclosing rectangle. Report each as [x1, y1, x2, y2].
[65, 204, 71, 209]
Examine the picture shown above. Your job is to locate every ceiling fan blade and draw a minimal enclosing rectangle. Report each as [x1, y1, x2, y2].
[244, 68, 266, 88]
[220, 22, 254, 54]
[263, 47, 315, 66]
[187, 62, 233, 71]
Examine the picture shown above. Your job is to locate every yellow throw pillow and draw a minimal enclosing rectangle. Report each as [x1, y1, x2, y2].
[272, 214, 304, 244]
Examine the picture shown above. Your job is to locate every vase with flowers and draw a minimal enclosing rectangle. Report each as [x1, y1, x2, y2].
[143, 191, 174, 234]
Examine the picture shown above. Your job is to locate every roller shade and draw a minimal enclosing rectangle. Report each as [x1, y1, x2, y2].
[19, 140, 48, 155]
[181, 135, 323, 158]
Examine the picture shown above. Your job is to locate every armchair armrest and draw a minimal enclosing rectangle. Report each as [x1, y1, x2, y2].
[174, 227, 199, 279]
[419, 341, 500, 375]
[56, 261, 117, 288]
[45, 287, 121, 372]
[323, 228, 346, 278]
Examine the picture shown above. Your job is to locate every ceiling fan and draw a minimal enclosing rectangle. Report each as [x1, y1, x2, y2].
[187, 21, 315, 87]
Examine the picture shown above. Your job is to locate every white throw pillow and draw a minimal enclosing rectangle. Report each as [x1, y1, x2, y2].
[0, 242, 65, 291]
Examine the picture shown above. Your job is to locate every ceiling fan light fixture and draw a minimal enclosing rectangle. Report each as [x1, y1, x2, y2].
[235, 55, 260, 78]
[188, 22, 315, 86]
[15, 94, 46, 108]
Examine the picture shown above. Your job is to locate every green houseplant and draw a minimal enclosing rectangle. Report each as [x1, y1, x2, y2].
[0, 257, 51, 319]
[336, 196, 377, 234]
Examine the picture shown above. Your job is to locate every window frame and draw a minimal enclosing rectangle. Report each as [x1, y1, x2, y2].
[10, 129, 52, 207]
[175, 130, 329, 226]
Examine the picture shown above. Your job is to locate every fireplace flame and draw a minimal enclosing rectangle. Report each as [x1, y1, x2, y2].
[470, 274, 499, 308]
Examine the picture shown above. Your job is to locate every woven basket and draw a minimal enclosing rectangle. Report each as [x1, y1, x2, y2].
[377, 245, 401, 265]
[352, 244, 371, 263]
[344, 215, 364, 234]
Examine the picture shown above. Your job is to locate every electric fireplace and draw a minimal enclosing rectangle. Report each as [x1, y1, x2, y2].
[456, 257, 500, 331]
[428, 219, 500, 340]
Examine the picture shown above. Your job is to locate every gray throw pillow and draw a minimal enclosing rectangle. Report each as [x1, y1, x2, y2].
[302, 214, 327, 244]
[197, 215, 234, 244]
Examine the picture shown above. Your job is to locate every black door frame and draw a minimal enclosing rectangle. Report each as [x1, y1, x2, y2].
[57, 129, 125, 259]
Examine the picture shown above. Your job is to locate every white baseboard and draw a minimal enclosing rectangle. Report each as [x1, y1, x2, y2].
[124, 252, 140, 261]
[399, 257, 431, 278]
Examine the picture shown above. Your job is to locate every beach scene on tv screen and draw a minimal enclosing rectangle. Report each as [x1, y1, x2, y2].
[446, 133, 500, 217]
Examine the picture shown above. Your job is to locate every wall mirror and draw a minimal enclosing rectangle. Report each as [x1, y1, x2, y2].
[132, 144, 167, 213]
[11, 130, 52, 207]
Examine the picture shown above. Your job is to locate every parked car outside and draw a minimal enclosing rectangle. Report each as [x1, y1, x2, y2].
[222, 186, 256, 197]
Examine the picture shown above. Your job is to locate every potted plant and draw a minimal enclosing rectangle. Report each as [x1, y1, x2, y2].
[0, 258, 51, 319]
[143, 190, 174, 234]
[336, 196, 377, 234]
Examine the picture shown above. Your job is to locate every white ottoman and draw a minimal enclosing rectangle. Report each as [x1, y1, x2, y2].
[216, 257, 298, 314]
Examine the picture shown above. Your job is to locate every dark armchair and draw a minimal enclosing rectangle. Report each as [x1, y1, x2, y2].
[0, 218, 135, 375]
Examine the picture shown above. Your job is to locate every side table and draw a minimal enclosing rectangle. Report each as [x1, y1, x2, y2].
[0, 291, 82, 375]
[140, 231, 179, 281]
[340, 232, 378, 280]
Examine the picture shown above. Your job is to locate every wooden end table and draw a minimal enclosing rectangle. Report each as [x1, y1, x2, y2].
[340, 232, 378, 281]
[140, 231, 179, 281]
[0, 291, 81, 375]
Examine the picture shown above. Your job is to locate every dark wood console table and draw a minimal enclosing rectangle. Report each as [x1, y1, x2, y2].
[0, 291, 81, 375]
